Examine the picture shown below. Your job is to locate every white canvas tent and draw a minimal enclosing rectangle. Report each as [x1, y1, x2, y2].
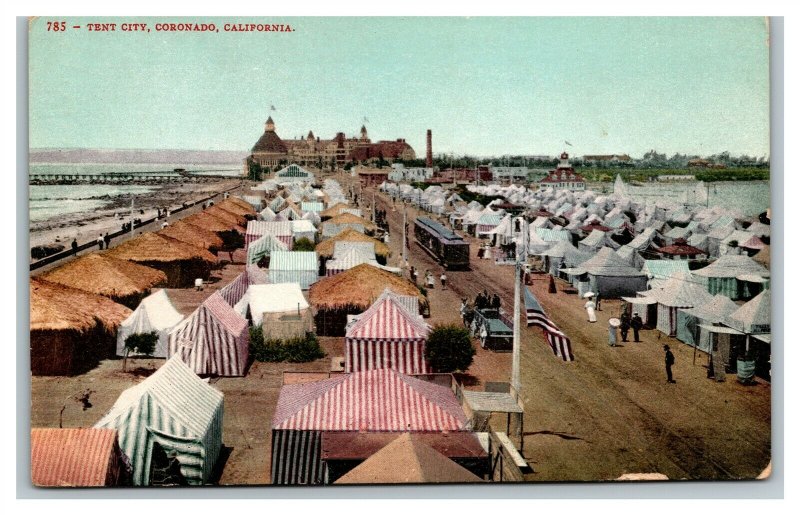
[116, 289, 184, 358]
[234, 283, 314, 340]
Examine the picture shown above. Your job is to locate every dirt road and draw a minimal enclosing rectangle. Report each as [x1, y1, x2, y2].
[361, 180, 770, 481]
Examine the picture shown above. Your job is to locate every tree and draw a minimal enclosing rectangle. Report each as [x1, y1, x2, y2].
[247, 160, 263, 181]
[123, 331, 158, 371]
[424, 324, 475, 373]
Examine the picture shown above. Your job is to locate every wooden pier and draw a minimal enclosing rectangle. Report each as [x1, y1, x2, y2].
[29, 171, 241, 185]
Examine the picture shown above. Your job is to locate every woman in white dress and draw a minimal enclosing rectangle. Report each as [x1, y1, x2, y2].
[585, 299, 597, 322]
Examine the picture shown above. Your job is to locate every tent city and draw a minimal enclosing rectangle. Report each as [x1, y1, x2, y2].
[27, 17, 772, 487]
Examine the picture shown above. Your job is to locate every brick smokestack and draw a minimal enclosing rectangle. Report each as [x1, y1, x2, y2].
[426, 129, 433, 168]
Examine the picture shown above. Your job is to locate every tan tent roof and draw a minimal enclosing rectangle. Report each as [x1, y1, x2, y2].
[323, 212, 376, 230]
[158, 220, 224, 250]
[309, 263, 426, 311]
[753, 245, 770, 269]
[106, 232, 216, 264]
[41, 253, 167, 299]
[205, 204, 246, 227]
[183, 211, 236, 233]
[320, 202, 352, 218]
[217, 198, 256, 217]
[316, 228, 390, 258]
[335, 433, 483, 484]
[30, 278, 131, 332]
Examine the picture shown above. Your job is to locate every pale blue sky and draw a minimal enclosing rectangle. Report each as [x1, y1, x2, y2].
[29, 17, 770, 158]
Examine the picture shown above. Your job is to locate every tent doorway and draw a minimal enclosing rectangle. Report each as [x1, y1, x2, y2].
[149, 441, 189, 486]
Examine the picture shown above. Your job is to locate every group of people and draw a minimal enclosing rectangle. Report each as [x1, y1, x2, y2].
[96, 233, 111, 250]
[409, 266, 448, 290]
[374, 208, 389, 231]
[474, 290, 501, 311]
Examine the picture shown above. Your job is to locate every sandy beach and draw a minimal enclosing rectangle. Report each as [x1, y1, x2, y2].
[29, 178, 245, 253]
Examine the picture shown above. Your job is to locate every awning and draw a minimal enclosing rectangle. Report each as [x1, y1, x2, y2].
[622, 296, 658, 305]
[561, 267, 586, 275]
[736, 274, 769, 283]
[752, 333, 771, 344]
[698, 324, 744, 335]
[462, 390, 523, 414]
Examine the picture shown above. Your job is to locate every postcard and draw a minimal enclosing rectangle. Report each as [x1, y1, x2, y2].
[28, 16, 772, 488]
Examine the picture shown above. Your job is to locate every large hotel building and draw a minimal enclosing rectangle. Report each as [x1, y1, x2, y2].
[248, 117, 416, 169]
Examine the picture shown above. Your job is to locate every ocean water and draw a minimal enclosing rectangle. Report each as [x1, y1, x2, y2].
[28, 163, 241, 223]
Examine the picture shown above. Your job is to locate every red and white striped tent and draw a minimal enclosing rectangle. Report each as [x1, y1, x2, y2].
[245, 220, 294, 249]
[219, 265, 269, 307]
[167, 292, 250, 377]
[270, 368, 468, 485]
[345, 288, 431, 374]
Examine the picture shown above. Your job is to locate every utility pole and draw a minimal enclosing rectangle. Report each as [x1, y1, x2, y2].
[402, 203, 408, 266]
[511, 216, 528, 397]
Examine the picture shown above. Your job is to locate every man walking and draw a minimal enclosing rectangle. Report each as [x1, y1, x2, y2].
[97, 235, 104, 250]
[631, 312, 643, 342]
[664, 344, 676, 383]
[619, 312, 631, 342]
[440, 271, 447, 290]
[71, 238, 78, 255]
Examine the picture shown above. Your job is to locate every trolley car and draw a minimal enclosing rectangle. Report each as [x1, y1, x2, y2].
[414, 216, 470, 269]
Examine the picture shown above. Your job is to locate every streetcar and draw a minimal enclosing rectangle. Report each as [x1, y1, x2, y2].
[414, 216, 470, 269]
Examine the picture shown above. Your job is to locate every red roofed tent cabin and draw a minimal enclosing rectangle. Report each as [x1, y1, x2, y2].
[31, 428, 132, 486]
[167, 292, 250, 377]
[345, 289, 431, 374]
[270, 369, 469, 485]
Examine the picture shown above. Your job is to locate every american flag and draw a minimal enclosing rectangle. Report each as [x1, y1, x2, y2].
[524, 287, 575, 362]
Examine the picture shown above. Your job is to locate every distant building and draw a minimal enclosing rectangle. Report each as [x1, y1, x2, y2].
[491, 166, 530, 182]
[582, 154, 632, 164]
[539, 152, 586, 190]
[248, 117, 415, 171]
[388, 164, 434, 182]
[359, 170, 390, 188]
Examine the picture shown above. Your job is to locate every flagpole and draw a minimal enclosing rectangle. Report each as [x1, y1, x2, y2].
[511, 216, 527, 397]
[402, 203, 407, 266]
[512, 259, 521, 395]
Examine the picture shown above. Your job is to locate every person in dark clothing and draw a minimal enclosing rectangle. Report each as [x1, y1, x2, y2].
[664, 344, 676, 383]
[631, 313, 643, 342]
[548, 274, 557, 293]
[491, 294, 501, 310]
[103, 233, 110, 248]
[619, 312, 631, 342]
[595, 293, 602, 311]
[475, 292, 485, 310]
[71, 238, 78, 255]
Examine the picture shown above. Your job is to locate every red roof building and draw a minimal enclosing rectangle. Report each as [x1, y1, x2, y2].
[249, 117, 415, 170]
[539, 152, 586, 190]
[270, 368, 469, 485]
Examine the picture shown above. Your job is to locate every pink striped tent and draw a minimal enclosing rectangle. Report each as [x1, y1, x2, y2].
[270, 368, 468, 485]
[245, 221, 294, 249]
[167, 292, 250, 377]
[219, 266, 269, 307]
[345, 289, 431, 374]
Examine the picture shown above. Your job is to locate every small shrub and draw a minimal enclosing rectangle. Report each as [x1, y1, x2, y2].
[249, 327, 325, 363]
[424, 324, 475, 373]
[124, 331, 158, 356]
[123, 331, 159, 372]
[293, 237, 316, 252]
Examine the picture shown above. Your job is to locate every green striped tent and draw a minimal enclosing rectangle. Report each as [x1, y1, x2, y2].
[94, 356, 224, 486]
[246, 234, 289, 265]
[692, 255, 769, 300]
